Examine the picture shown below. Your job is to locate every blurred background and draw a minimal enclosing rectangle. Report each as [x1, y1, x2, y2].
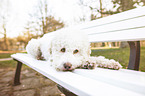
[0, 0, 145, 96]
[0, 0, 145, 51]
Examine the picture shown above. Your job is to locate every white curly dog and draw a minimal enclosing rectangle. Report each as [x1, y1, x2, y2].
[26, 29, 122, 71]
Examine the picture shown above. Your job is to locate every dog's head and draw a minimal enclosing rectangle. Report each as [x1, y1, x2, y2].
[50, 30, 91, 71]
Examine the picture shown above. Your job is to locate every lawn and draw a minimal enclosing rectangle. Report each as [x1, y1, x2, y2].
[0, 52, 28, 69]
[0, 47, 145, 72]
[91, 47, 145, 72]
[0, 53, 12, 59]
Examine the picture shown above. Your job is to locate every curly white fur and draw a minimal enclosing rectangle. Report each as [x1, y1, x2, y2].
[26, 29, 122, 71]
[89, 56, 122, 70]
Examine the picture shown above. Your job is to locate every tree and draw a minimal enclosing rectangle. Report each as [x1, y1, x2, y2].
[141, 0, 145, 5]
[0, 16, 8, 50]
[17, 22, 37, 48]
[112, 0, 134, 12]
[0, 0, 11, 50]
[28, 0, 64, 37]
[40, 16, 64, 36]
[78, 0, 116, 20]
[112, 0, 145, 12]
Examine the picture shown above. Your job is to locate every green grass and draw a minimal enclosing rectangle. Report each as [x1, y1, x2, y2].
[0, 53, 17, 68]
[0, 60, 17, 68]
[91, 47, 145, 72]
[0, 53, 13, 59]
[0, 60, 29, 69]
[0, 52, 29, 69]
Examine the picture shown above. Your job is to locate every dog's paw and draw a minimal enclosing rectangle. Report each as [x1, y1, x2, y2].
[37, 55, 45, 60]
[97, 59, 122, 70]
[81, 61, 96, 69]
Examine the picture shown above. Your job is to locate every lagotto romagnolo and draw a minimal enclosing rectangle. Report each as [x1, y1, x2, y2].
[26, 28, 122, 71]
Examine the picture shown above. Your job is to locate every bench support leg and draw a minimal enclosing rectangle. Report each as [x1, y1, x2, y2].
[127, 41, 140, 70]
[14, 59, 22, 86]
[57, 84, 77, 96]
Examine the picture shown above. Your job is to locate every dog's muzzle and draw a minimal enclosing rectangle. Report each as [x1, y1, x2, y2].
[63, 62, 72, 71]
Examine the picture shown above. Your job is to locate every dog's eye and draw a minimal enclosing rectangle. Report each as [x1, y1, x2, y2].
[60, 48, 65, 52]
[73, 49, 79, 54]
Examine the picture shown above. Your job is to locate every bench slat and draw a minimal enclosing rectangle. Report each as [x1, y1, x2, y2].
[73, 68, 145, 95]
[88, 28, 145, 42]
[11, 53, 144, 96]
[84, 16, 145, 35]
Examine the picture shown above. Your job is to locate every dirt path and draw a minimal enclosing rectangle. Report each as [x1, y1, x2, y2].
[0, 58, 13, 61]
[0, 68, 63, 96]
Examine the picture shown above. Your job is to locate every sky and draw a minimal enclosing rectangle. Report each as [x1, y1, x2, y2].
[0, 0, 114, 38]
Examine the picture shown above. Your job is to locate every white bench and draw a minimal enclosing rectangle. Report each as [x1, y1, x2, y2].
[11, 6, 145, 96]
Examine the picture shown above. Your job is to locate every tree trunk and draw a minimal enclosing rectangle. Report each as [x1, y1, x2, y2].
[120, 0, 133, 48]
[4, 29, 8, 50]
[121, 0, 134, 11]
[2, 22, 8, 51]
[99, 0, 103, 17]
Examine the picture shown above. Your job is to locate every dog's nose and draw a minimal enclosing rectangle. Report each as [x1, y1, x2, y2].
[63, 62, 72, 70]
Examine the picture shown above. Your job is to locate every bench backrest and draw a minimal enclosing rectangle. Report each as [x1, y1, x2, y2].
[73, 6, 145, 43]
[46, 6, 145, 43]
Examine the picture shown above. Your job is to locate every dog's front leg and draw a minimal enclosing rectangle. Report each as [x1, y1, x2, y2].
[81, 56, 122, 70]
[95, 56, 122, 70]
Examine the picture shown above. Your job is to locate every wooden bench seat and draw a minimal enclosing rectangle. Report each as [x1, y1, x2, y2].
[11, 6, 145, 96]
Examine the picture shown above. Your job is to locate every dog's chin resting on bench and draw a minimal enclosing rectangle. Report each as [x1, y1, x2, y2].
[26, 29, 122, 71]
